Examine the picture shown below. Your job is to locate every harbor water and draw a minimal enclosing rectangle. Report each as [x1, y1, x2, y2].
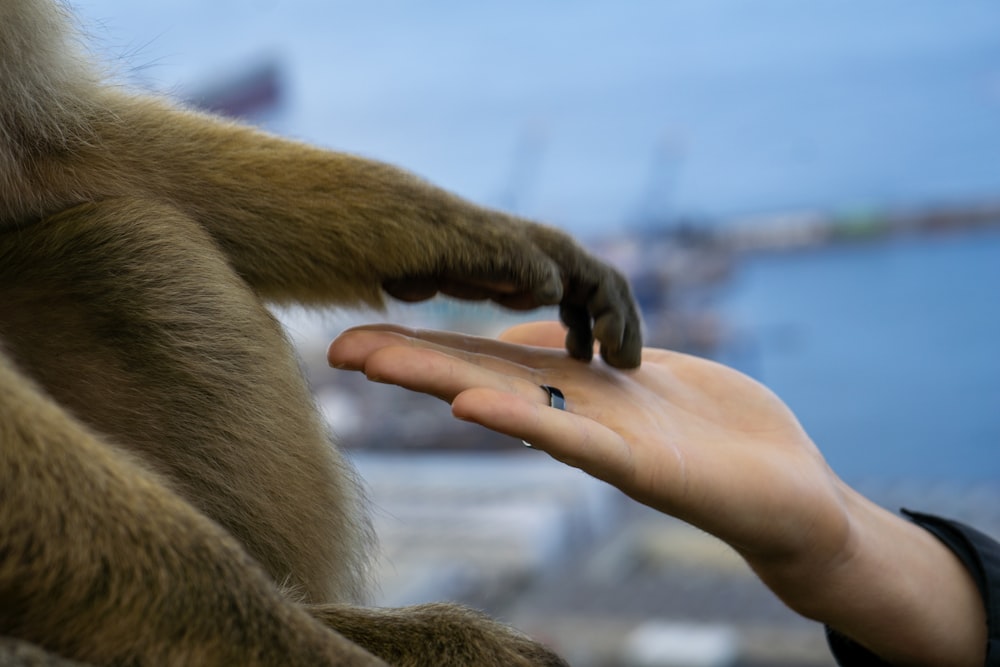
[716, 227, 1000, 484]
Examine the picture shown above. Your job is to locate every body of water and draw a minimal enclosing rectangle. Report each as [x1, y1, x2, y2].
[717, 228, 1000, 483]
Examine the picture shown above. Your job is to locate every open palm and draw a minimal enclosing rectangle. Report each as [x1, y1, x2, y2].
[327, 320, 851, 569]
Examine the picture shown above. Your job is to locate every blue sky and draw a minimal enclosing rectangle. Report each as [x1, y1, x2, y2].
[72, 0, 1000, 236]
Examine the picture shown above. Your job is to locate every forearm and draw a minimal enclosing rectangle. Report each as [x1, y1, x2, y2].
[752, 485, 986, 666]
[69, 94, 485, 305]
[110, 98, 582, 310]
[114, 100, 459, 304]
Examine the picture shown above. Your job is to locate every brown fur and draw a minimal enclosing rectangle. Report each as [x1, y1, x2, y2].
[0, 1, 641, 665]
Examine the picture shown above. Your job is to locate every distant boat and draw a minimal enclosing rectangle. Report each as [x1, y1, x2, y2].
[183, 57, 284, 120]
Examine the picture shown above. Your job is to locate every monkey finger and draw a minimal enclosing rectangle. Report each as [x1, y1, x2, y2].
[559, 303, 595, 363]
[384, 277, 510, 303]
[491, 291, 551, 311]
[434, 276, 530, 302]
[585, 279, 642, 370]
[382, 278, 439, 303]
[435, 283, 506, 302]
[385, 274, 557, 310]
[618, 325, 644, 369]
[592, 311, 625, 351]
[596, 308, 642, 370]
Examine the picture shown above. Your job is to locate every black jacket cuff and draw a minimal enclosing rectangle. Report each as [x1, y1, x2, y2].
[826, 510, 1000, 666]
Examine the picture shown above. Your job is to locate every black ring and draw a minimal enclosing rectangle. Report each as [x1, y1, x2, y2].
[541, 385, 566, 411]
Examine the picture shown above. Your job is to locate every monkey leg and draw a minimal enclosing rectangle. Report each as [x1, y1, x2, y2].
[0, 352, 385, 667]
[0, 197, 371, 604]
[27, 94, 642, 368]
[306, 604, 569, 667]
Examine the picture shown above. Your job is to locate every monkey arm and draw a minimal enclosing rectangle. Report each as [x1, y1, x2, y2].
[67, 95, 642, 368]
[2, 0, 640, 367]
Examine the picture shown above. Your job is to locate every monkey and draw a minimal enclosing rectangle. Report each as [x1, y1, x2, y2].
[0, 1, 643, 665]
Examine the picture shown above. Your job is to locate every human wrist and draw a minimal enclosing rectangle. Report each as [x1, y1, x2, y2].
[737, 477, 860, 619]
[753, 485, 987, 666]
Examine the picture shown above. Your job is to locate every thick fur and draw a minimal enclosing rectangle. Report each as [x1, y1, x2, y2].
[0, 1, 641, 665]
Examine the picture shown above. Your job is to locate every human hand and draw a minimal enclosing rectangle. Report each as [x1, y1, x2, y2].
[327, 321, 849, 569]
[328, 321, 987, 666]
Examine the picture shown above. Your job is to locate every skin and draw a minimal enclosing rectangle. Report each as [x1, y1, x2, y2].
[328, 320, 989, 667]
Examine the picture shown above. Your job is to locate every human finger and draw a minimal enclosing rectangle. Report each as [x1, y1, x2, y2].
[452, 386, 640, 490]
[331, 324, 573, 372]
[327, 325, 420, 370]
[356, 344, 546, 406]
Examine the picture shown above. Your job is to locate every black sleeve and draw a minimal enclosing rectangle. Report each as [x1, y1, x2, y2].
[826, 510, 1000, 666]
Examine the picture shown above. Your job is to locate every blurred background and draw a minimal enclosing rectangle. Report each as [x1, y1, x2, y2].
[72, 1, 1000, 665]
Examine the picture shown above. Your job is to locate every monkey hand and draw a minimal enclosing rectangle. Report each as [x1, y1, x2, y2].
[381, 218, 642, 369]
